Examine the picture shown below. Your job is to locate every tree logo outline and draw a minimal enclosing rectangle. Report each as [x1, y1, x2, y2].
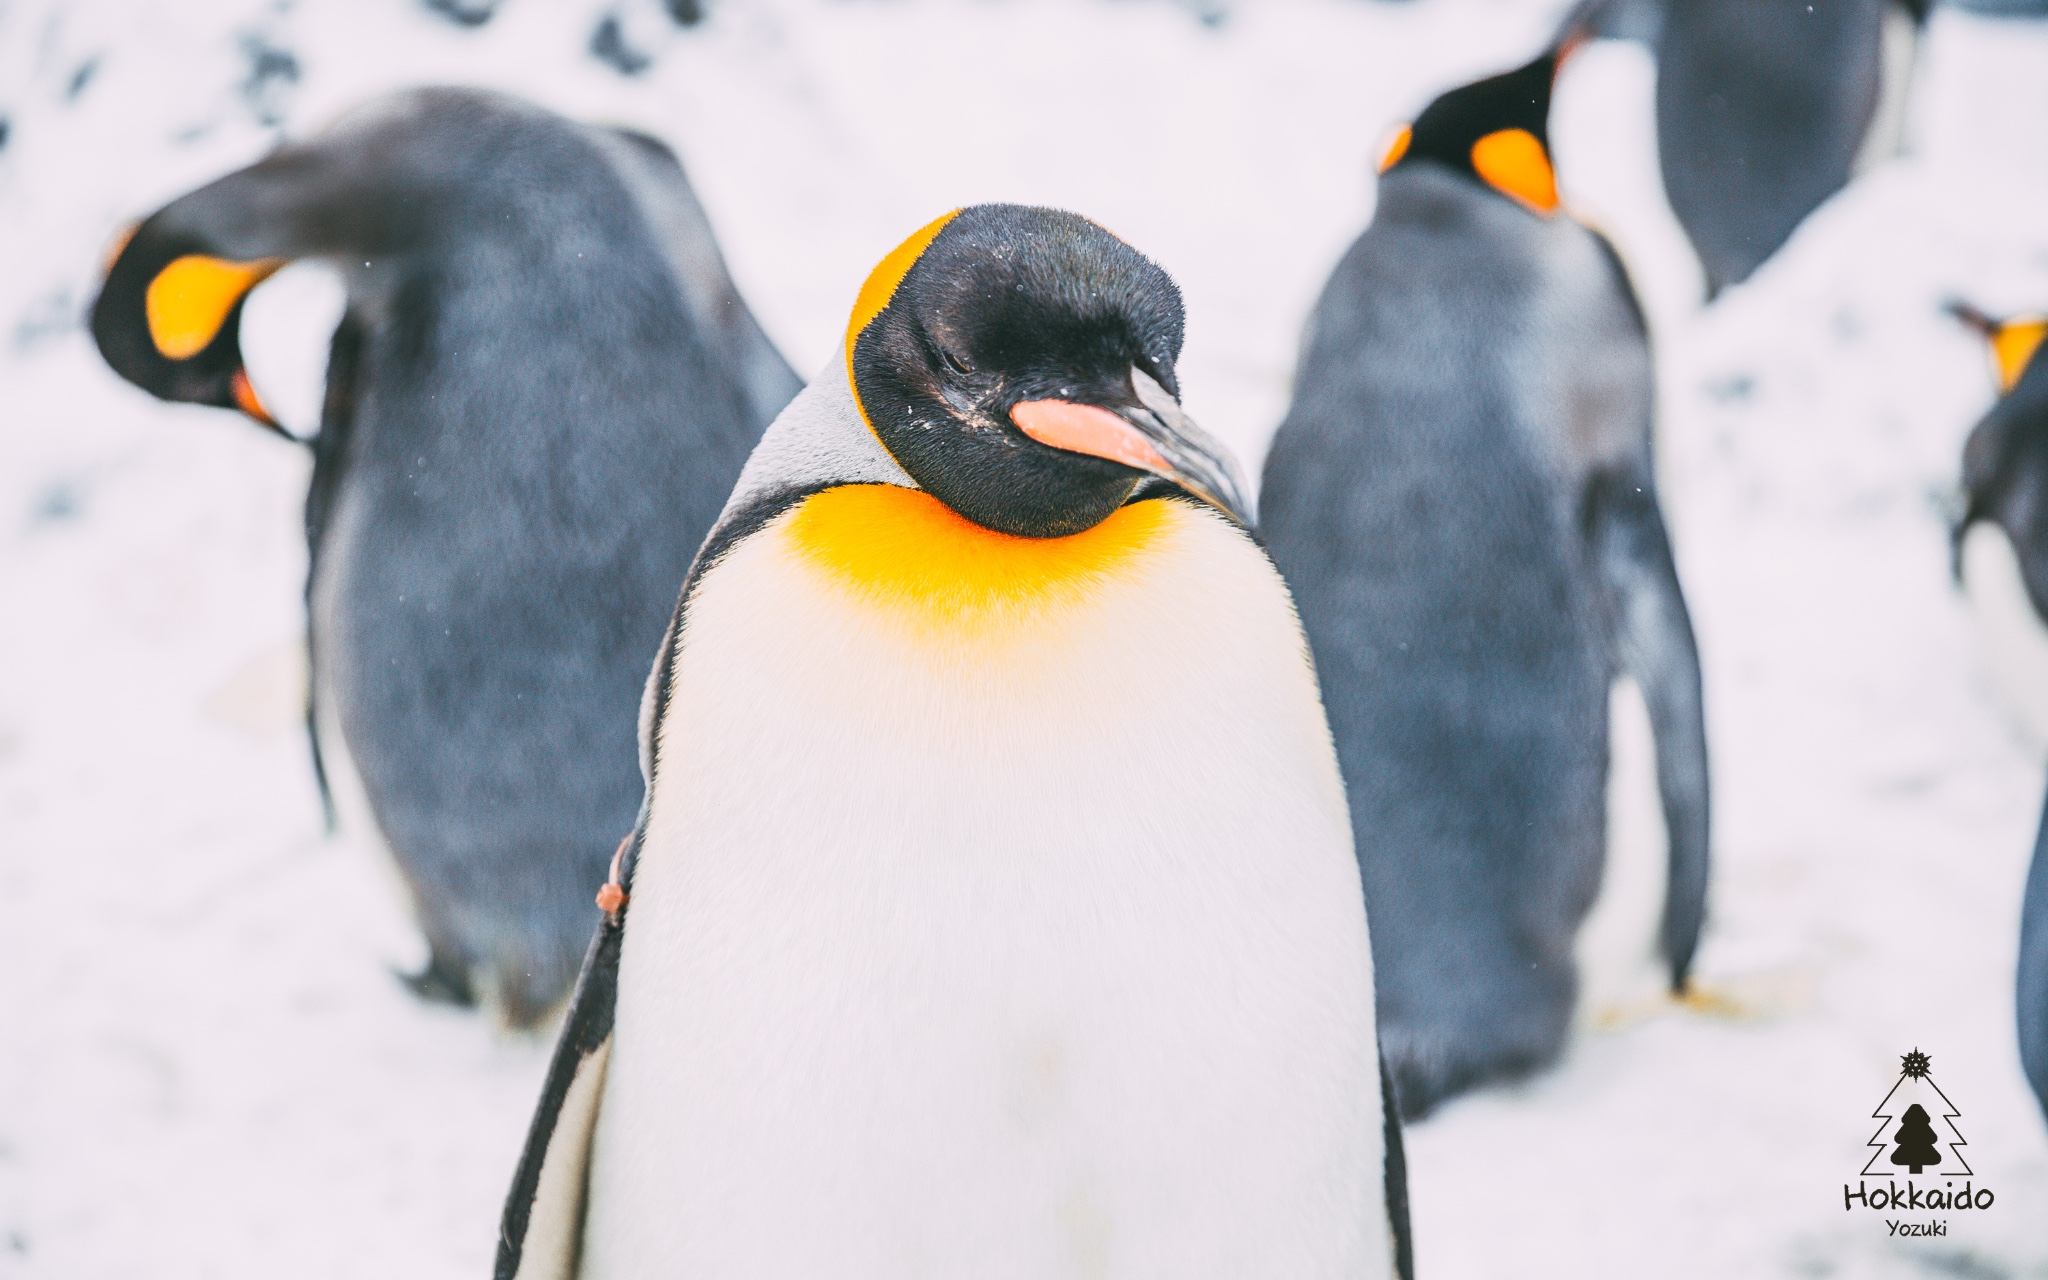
[1860, 1047, 1973, 1179]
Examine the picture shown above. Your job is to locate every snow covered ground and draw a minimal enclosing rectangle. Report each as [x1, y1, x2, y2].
[5, 0, 2048, 1275]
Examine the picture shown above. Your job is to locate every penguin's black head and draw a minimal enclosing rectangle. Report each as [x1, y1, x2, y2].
[1379, 46, 1572, 217]
[846, 204, 1250, 539]
[92, 222, 289, 436]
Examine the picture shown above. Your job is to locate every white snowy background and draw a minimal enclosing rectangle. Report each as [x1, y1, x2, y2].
[4, 0, 2048, 1275]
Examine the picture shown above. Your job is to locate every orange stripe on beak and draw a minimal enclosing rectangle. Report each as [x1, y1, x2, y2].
[1011, 400, 1170, 475]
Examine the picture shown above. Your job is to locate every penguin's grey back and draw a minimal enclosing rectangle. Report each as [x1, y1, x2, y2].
[1655, 0, 1891, 296]
[1262, 163, 1698, 1116]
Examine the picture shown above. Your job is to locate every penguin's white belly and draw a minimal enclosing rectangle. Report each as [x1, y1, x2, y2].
[1576, 677, 1672, 1026]
[583, 490, 1386, 1279]
[1962, 522, 2048, 754]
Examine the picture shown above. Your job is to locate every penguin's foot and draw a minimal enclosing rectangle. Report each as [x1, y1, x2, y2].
[1675, 966, 1817, 1023]
[395, 952, 478, 1009]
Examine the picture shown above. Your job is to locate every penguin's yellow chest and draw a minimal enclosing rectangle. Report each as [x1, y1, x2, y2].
[782, 484, 1172, 641]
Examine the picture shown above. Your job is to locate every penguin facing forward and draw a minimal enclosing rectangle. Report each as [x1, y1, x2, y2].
[496, 205, 1413, 1280]
[91, 87, 800, 1026]
[1947, 301, 2048, 1123]
[1654, 0, 1929, 299]
[1260, 48, 1711, 1119]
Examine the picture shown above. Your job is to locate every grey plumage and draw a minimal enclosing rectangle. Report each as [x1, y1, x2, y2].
[1260, 163, 1710, 1119]
[1653, 0, 1922, 298]
[91, 87, 798, 1025]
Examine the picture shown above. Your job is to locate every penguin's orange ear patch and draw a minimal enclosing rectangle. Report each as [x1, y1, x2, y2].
[1992, 316, 2048, 393]
[1377, 125, 1413, 175]
[845, 211, 961, 372]
[1470, 128, 1558, 215]
[145, 254, 284, 360]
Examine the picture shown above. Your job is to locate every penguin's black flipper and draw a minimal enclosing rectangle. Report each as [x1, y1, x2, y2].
[1379, 1052, 1414, 1280]
[2020, 791, 2048, 1127]
[495, 910, 624, 1280]
[1587, 465, 1711, 990]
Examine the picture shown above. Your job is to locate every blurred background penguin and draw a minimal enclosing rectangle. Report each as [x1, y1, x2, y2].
[1655, 0, 1929, 299]
[1573, 0, 1930, 300]
[1950, 301, 2048, 750]
[1947, 299, 2048, 1124]
[90, 86, 799, 1027]
[1259, 36, 1711, 1119]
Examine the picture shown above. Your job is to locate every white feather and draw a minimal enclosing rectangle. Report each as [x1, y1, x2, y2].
[582, 498, 1391, 1280]
[1576, 676, 1672, 1027]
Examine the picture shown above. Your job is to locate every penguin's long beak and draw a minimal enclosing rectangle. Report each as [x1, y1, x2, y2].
[1011, 367, 1254, 526]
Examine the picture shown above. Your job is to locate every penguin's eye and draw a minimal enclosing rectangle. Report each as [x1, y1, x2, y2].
[939, 346, 974, 377]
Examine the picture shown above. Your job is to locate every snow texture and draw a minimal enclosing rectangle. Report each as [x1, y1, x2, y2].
[3, 0, 2048, 1276]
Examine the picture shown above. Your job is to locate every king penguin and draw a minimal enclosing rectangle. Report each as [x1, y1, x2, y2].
[90, 87, 800, 1025]
[1951, 302, 2048, 747]
[1653, 0, 1929, 299]
[1946, 300, 2048, 1124]
[495, 205, 1413, 1280]
[1259, 48, 1712, 1119]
